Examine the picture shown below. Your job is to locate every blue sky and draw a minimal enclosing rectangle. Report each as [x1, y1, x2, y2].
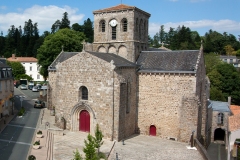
[0, 0, 239, 39]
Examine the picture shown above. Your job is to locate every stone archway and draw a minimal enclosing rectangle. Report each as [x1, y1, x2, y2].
[71, 102, 96, 132]
[98, 46, 107, 53]
[108, 46, 116, 54]
[214, 128, 225, 141]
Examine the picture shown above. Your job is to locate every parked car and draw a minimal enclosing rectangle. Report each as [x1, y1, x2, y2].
[28, 85, 34, 90]
[34, 100, 45, 108]
[20, 84, 27, 90]
[32, 86, 38, 92]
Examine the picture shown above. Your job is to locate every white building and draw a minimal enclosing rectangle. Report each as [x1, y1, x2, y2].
[7, 54, 44, 81]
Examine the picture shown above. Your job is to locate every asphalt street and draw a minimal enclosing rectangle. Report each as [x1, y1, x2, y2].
[0, 87, 41, 160]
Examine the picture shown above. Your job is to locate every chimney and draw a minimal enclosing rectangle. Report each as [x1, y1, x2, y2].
[228, 97, 231, 106]
[12, 54, 16, 59]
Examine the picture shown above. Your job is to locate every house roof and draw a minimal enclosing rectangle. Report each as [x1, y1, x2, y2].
[49, 51, 137, 70]
[230, 105, 240, 115]
[93, 4, 150, 16]
[208, 100, 230, 112]
[136, 50, 200, 73]
[229, 114, 240, 132]
[7, 57, 38, 62]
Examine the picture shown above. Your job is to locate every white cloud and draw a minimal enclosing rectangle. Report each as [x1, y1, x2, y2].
[0, 5, 85, 35]
[149, 19, 240, 37]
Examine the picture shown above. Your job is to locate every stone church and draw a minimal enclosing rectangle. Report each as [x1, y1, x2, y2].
[47, 4, 209, 143]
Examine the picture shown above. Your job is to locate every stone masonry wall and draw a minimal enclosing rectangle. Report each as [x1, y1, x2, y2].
[48, 51, 137, 141]
[211, 111, 229, 141]
[138, 73, 198, 142]
[115, 67, 138, 141]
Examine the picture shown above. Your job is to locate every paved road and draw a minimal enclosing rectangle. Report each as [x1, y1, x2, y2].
[0, 88, 41, 160]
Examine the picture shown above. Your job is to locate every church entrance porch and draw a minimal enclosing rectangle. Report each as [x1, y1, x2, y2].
[149, 125, 156, 136]
[79, 110, 90, 132]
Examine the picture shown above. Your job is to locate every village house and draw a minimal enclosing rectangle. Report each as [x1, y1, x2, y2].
[7, 54, 44, 81]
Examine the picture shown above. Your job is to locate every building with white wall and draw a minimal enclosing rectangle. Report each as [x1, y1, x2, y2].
[7, 54, 44, 81]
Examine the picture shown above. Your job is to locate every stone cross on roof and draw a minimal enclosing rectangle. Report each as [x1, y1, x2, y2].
[82, 40, 86, 52]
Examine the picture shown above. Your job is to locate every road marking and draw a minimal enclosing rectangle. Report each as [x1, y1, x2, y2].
[7, 124, 36, 130]
[218, 144, 221, 160]
[0, 139, 31, 146]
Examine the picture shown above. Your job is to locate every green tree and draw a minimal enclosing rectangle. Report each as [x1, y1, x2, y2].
[37, 28, 86, 79]
[82, 18, 94, 43]
[60, 12, 70, 29]
[72, 149, 83, 160]
[216, 63, 240, 104]
[94, 124, 104, 154]
[83, 134, 98, 160]
[6, 61, 25, 77]
[51, 20, 61, 33]
[204, 53, 222, 74]
[224, 44, 235, 56]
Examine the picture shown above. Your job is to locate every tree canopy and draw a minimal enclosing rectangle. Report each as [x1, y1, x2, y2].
[37, 28, 86, 79]
[6, 61, 25, 77]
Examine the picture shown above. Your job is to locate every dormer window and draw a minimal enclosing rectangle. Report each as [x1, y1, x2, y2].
[122, 18, 128, 32]
[99, 20, 105, 32]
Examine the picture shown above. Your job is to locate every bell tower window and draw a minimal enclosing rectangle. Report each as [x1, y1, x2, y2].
[122, 18, 128, 32]
[112, 26, 116, 40]
[99, 20, 105, 32]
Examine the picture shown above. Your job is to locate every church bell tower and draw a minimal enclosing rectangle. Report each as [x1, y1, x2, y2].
[92, 4, 151, 62]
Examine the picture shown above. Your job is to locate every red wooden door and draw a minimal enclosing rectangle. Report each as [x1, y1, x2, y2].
[149, 125, 156, 136]
[79, 110, 90, 132]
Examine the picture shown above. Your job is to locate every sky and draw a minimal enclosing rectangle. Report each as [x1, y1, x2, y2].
[0, 0, 239, 39]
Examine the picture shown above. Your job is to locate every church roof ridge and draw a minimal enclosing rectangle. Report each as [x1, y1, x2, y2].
[93, 4, 135, 13]
[93, 4, 150, 16]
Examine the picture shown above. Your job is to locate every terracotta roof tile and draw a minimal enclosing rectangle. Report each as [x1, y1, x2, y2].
[230, 105, 240, 115]
[229, 114, 240, 131]
[93, 4, 135, 13]
[7, 57, 37, 62]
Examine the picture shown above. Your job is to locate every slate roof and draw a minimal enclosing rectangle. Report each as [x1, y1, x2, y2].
[87, 51, 137, 67]
[49, 52, 79, 69]
[136, 50, 200, 73]
[208, 100, 230, 112]
[49, 51, 137, 70]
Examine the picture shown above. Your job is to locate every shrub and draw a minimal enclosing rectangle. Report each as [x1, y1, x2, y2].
[18, 107, 25, 116]
[28, 155, 36, 160]
[34, 140, 40, 145]
[37, 130, 42, 134]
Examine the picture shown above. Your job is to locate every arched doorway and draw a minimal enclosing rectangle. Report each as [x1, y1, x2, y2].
[214, 128, 225, 141]
[79, 110, 90, 132]
[149, 125, 156, 136]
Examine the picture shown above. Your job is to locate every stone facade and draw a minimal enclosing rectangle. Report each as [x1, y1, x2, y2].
[48, 51, 138, 140]
[47, 4, 209, 143]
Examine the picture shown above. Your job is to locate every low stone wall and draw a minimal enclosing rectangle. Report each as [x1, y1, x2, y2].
[194, 139, 211, 160]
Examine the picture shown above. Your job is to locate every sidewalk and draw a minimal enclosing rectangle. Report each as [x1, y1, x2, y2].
[0, 110, 17, 134]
